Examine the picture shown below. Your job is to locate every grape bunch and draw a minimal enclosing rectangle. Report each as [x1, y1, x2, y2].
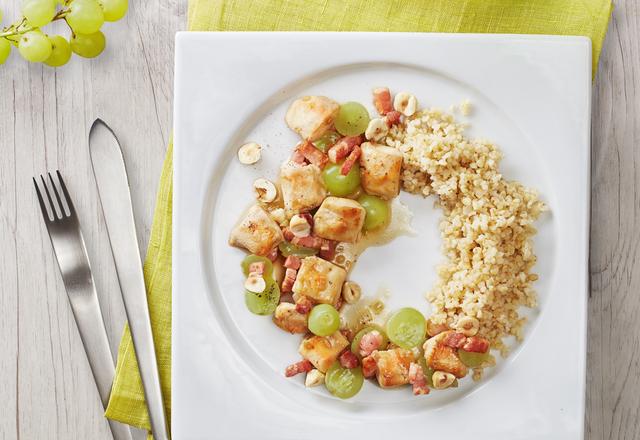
[0, 0, 128, 67]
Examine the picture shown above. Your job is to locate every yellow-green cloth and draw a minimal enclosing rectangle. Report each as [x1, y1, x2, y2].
[105, 0, 612, 436]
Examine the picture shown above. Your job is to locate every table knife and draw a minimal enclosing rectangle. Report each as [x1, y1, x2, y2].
[89, 119, 170, 440]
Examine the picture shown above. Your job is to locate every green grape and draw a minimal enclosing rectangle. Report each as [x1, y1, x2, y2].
[458, 349, 490, 368]
[308, 304, 340, 336]
[244, 278, 280, 315]
[350, 324, 389, 357]
[22, 0, 56, 27]
[357, 194, 390, 231]
[44, 35, 72, 67]
[18, 31, 52, 62]
[334, 102, 370, 136]
[0, 38, 11, 65]
[385, 308, 426, 349]
[240, 254, 274, 278]
[325, 362, 364, 399]
[67, 0, 104, 34]
[97, 0, 127, 21]
[70, 31, 105, 58]
[312, 130, 341, 153]
[278, 241, 318, 257]
[322, 161, 360, 197]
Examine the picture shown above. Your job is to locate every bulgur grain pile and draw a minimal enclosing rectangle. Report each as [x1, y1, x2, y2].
[385, 108, 546, 358]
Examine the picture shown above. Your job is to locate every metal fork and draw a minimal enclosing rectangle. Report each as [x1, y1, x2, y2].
[33, 171, 132, 440]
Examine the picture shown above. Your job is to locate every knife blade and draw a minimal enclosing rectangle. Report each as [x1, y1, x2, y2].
[89, 119, 170, 440]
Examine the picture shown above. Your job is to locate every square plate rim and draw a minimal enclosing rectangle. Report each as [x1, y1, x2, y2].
[172, 31, 591, 440]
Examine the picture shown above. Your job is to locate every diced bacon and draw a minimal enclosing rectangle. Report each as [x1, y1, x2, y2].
[462, 336, 490, 353]
[358, 330, 383, 357]
[442, 332, 467, 349]
[334, 295, 343, 311]
[319, 239, 337, 261]
[282, 228, 295, 241]
[299, 212, 314, 227]
[339, 350, 359, 369]
[361, 354, 377, 378]
[340, 328, 355, 342]
[340, 145, 361, 176]
[248, 261, 266, 275]
[283, 255, 302, 270]
[327, 135, 361, 163]
[297, 141, 328, 169]
[373, 87, 393, 115]
[291, 150, 307, 165]
[385, 110, 402, 127]
[291, 234, 323, 249]
[266, 247, 278, 262]
[408, 363, 430, 395]
[285, 359, 313, 377]
[281, 268, 297, 293]
[295, 296, 314, 314]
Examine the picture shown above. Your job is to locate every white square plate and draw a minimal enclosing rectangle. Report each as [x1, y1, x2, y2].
[173, 32, 591, 440]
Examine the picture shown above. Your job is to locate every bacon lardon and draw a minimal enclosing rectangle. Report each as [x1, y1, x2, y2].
[339, 350, 359, 369]
[285, 359, 314, 377]
[340, 145, 361, 176]
[298, 141, 329, 169]
[327, 135, 361, 163]
[359, 330, 383, 358]
[462, 336, 490, 353]
[372, 87, 393, 115]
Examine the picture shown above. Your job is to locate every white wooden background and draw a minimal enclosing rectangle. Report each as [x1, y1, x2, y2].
[0, 0, 636, 439]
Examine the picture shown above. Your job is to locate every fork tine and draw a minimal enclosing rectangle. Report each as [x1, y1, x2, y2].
[48, 172, 68, 217]
[40, 174, 60, 219]
[56, 170, 76, 215]
[33, 177, 52, 222]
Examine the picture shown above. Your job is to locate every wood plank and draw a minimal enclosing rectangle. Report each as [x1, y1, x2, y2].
[0, 0, 184, 438]
[587, 2, 640, 440]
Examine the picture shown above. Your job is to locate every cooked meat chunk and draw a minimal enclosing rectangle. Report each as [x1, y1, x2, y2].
[313, 197, 365, 243]
[359, 142, 403, 199]
[228, 205, 283, 255]
[273, 303, 308, 334]
[299, 331, 349, 372]
[285, 96, 340, 141]
[371, 348, 416, 388]
[292, 256, 347, 305]
[423, 331, 468, 378]
[280, 162, 326, 213]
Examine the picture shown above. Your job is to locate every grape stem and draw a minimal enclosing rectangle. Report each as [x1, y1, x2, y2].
[0, 9, 70, 39]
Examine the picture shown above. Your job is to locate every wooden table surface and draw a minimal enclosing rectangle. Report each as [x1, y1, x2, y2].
[0, 1, 637, 439]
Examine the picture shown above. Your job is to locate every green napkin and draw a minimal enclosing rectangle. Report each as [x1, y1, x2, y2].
[105, 0, 612, 435]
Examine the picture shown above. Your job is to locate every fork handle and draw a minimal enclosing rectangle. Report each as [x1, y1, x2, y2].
[66, 276, 132, 440]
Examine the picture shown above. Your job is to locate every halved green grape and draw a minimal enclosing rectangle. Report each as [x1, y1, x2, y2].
[97, 0, 127, 21]
[308, 304, 340, 336]
[325, 362, 364, 399]
[44, 35, 72, 67]
[18, 31, 52, 62]
[70, 31, 105, 58]
[22, 0, 56, 27]
[322, 161, 360, 197]
[385, 307, 426, 349]
[357, 194, 390, 231]
[0, 38, 11, 65]
[312, 130, 341, 153]
[241, 254, 274, 278]
[67, 0, 105, 34]
[458, 349, 490, 368]
[244, 278, 280, 315]
[350, 324, 389, 357]
[334, 102, 370, 136]
[278, 241, 318, 257]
